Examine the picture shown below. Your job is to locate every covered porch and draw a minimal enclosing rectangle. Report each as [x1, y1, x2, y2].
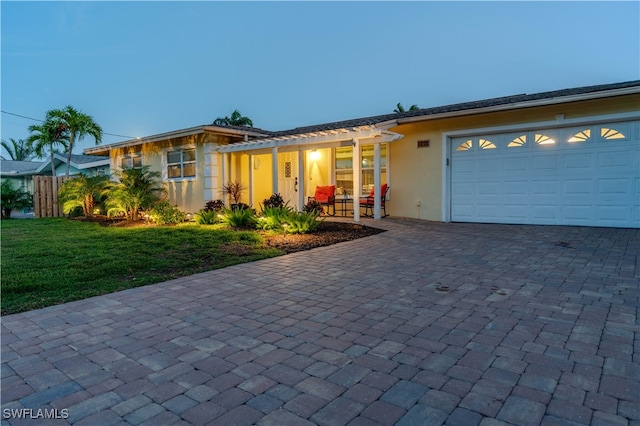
[217, 125, 402, 221]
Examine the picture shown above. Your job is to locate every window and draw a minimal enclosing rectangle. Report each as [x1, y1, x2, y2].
[534, 134, 555, 145]
[507, 135, 527, 147]
[479, 139, 496, 149]
[456, 140, 473, 151]
[601, 127, 625, 140]
[167, 148, 196, 179]
[335, 144, 387, 196]
[120, 153, 142, 169]
[568, 129, 591, 143]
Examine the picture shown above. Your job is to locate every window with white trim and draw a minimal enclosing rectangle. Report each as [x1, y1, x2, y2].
[167, 148, 196, 179]
[335, 144, 387, 196]
[120, 153, 142, 169]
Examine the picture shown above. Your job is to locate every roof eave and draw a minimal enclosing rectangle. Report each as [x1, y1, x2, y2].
[84, 125, 269, 155]
[396, 86, 640, 125]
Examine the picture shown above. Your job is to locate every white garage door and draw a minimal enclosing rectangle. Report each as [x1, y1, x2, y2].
[451, 120, 640, 228]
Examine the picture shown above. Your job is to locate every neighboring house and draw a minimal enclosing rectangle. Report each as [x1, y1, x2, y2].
[35, 153, 110, 177]
[0, 160, 44, 194]
[85, 80, 640, 228]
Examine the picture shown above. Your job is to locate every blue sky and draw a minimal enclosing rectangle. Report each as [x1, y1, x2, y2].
[2, 1, 639, 154]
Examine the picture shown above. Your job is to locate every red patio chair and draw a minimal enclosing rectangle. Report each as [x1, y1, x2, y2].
[359, 183, 389, 217]
[308, 185, 336, 216]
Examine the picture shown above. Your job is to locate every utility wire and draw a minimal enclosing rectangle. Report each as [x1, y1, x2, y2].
[1, 110, 136, 139]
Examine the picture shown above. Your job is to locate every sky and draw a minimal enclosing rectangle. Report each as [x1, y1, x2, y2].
[2, 1, 639, 155]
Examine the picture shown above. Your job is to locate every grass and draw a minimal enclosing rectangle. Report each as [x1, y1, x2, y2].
[0, 218, 283, 315]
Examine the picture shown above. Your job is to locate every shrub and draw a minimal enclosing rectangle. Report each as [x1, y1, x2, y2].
[257, 204, 293, 231]
[262, 193, 285, 209]
[204, 199, 225, 212]
[105, 166, 165, 221]
[148, 201, 186, 225]
[231, 202, 252, 212]
[283, 210, 322, 234]
[219, 207, 257, 229]
[303, 199, 323, 214]
[58, 174, 109, 217]
[194, 209, 218, 225]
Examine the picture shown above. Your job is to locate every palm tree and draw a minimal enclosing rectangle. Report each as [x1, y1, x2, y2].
[47, 106, 103, 177]
[394, 103, 419, 113]
[0, 180, 32, 219]
[106, 166, 165, 221]
[58, 174, 109, 217]
[212, 109, 254, 127]
[1, 138, 35, 161]
[26, 119, 69, 177]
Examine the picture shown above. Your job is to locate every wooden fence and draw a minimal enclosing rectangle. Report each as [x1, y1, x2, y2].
[33, 176, 71, 218]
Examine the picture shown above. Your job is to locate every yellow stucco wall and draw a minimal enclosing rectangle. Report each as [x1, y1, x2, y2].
[387, 94, 640, 221]
[110, 133, 235, 214]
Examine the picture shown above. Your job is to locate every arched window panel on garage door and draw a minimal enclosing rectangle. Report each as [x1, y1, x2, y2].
[455, 137, 496, 151]
[600, 125, 628, 141]
[534, 133, 556, 145]
[507, 135, 527, 148]
[456, 139, 473, 151]
[568, 129, 591, 143]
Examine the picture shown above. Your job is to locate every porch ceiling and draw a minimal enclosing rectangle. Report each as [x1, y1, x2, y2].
[217, 125, 403, 154]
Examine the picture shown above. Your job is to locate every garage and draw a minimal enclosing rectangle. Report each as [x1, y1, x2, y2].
[450, 120, 639, 228]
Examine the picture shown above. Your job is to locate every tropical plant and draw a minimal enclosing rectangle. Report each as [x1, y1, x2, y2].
[148, 201, 186, 225]
[1, 138, 35, 161]
[105, 166, 165, 221]
[262, 193, 285, 209]
[58, 174, 109, 217]
[194, 209, 218, 225]
[284, 210, 322, 234]
[203, 199, 225, 212]
[0, 180, 32, 219]
[46, 106, 103, 177]
[257, 204, 294, 231]
[212, 109, 254, 127]
[394, 103, 419, 113]
[219, 207, 257, 229]
[26, 119, 69, 176]
[303, 199, 323, 214]
[221, 181, 247, 205]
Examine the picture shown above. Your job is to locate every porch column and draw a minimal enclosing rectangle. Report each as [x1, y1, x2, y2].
[271, 147, 278, 194]
[352, 139, 361, 222]
[221, 152, 228, 204]
[297, 150, 305, 211]
[248, 154, 254, 207]
[373, 142, 381, 220]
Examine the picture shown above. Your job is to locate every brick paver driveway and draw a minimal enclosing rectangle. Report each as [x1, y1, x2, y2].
[2, 219, 638, 425]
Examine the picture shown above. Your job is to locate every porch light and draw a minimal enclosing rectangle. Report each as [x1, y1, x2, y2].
[310, 150, 320, 161]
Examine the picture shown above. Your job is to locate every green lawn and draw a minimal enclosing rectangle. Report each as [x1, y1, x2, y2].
[1, 218, 283, 315]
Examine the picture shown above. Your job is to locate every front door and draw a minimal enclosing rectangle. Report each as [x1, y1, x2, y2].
[278, 151, 299, 210]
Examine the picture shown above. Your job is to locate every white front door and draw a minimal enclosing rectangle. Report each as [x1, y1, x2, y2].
[278, 151, 299, 210]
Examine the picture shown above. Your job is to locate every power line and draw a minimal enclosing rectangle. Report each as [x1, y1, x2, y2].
[1, 110, 136, 139]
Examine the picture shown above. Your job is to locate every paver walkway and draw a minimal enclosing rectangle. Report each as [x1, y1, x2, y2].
[2, 218, 639, 425]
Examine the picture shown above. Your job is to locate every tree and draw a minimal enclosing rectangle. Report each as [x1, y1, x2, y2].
[0, 180, 32, 219]
[212, 109, 254, 127]
[26, 119, 69, 177]
[394, 103, 419, 113]
[47, 106, 103, 177]
[58, 174, 110, 217]
[105, 166, 165, 221]
[1, 138, 35, 161]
